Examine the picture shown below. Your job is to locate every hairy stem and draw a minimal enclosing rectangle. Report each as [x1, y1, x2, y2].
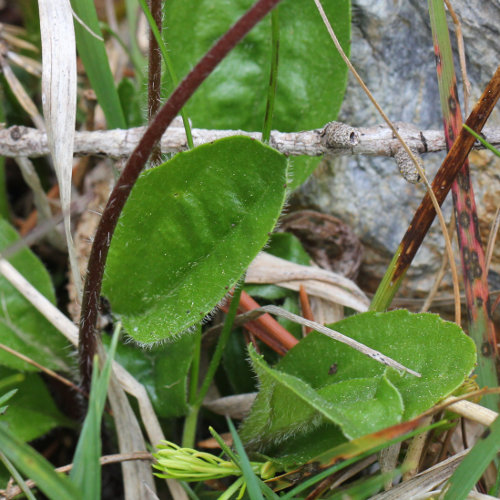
[147, 0, 162, 165]
[78, 0, 283, 390]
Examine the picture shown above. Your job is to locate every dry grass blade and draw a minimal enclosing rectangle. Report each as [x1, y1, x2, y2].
[0, 342, 84, 397]
[38, 0, 82, 300]
[5, 51, 41, 77]
[105, 364, 157, 499]
[371, 449, 469, 500]
[0, 24, 38, 52]
[246, 252, 369, 312]
[0, 57, 44, 130]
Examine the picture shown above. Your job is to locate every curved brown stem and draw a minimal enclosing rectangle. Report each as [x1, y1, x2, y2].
[78, 0, 282, 391]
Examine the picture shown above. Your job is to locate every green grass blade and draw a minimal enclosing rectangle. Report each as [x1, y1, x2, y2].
[262, 8, 280, 143]
[208, 426, 241, 467]
[326, 469, 401, 500]
[443, 416, 500, 499]
[227, 417, 264, 500]
[0, 388, 18, 408]
[0, 452, 37, 500]
[70, 323, 121, 499]
[70, 0, 126, 129]
[0, 423, 81, 499]
[463, 124, 500, 158]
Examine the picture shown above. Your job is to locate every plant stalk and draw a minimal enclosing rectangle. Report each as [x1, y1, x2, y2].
[370, 65, 500, 312]
[262, 8, 279, 143]
[78, 0, 284, 391]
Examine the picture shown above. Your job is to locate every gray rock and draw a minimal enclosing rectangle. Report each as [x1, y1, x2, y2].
[295, 0, 500, 296]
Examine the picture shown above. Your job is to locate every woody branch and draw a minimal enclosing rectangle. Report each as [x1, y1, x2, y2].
[2, 120, 499, 159]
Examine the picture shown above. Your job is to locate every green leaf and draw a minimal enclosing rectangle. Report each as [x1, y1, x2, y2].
[266, 233, 311, 266]
[227, 417, 265, 500]
[258, 423, 346, 469]
[163, 0, 350, 132]
[0, 423, 81, 500]
[0, 368, 72, 442]
[0, 389, 17, 412]
[70, 0, 126, 129]
[103, 136, 288, 342]
[105, 332, 197, 417]
[222, 330, 258, 395]
[240, 347, 403, 449]
[117, 77, 145, 127]
[162, 0, 350, 187]
[241, 310, 476, 452]
[0, 220, 72, 372]
[280, 310, 476, 419]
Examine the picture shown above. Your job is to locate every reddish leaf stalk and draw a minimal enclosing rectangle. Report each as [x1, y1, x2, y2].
[370, 65, 500, 311]
[220, 290, 297, 355]
[435, 54, 497, 355]
[429, 0, 498, 410]
[299, 284, 314, 334]
[78, 0, 283, 390]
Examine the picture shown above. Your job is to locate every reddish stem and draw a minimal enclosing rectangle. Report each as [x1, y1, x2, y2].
[78, 0, 283, 390]
[299, 284, 314, 334]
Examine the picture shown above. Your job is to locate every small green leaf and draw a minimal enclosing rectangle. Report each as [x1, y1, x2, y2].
[0, 368, 72, 442]
[0, 220, 72, 372]
[241, 310, 476, 452]
[240, 347, 403, 449]
[103, 136, 288, 342]
[117, 77, 145, 127]
[280, 310, 476, 419]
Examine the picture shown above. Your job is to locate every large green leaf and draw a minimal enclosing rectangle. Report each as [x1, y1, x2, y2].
[103, 136, 288, 342]
[0, 220, 72, 372]
[163, 0, 350, 187]
[0, 368, 72, 442]
[163, 0, 349, 132]
[241, 310, 476, 452]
